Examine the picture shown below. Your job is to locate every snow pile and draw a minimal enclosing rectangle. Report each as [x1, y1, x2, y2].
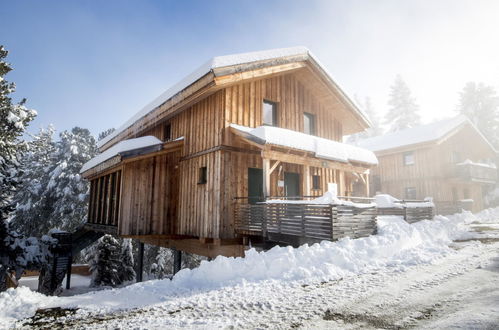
[456, 159, 497, 169]
[231, 124, 378, 165]
[0, 287, 57, 326]
[2, 208, 487, 326]
[266, 191, 376, 208]
[375, 194, 434, 209]
[80, 136, 162, 173]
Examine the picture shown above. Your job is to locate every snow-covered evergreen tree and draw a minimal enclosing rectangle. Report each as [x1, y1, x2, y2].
[98, 128, 115, 141]
[150, 247, 173, 279]
[47, 127, 97, 232]
[10, 126, 57, 236]
[348, 96, 384, 143]
[457, 82, 499, 148]
[119, 239, 136, 282]
[0, 45, 38, 289]
[385, 75, 421, 132]
[0, 45, 37, 223]
[87, 234, 122, 287]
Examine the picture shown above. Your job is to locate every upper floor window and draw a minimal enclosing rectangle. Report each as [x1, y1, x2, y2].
[403, 151, 415, 166]
[164, 123, 172, 141]
[452, 151, 462, 163]
[303, 112, 316, 135]
[263, 100, 278, 126]
[198, 166, 207, 184]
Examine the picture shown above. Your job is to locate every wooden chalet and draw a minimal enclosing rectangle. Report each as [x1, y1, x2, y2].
[358, 116, 498, 214]
[80, 47, 378, 258]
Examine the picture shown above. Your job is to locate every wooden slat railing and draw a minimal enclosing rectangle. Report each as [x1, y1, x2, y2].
[234, 202, 378, 245]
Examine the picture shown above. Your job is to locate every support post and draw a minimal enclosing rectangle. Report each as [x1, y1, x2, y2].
[304, 165, 310, 196]
[263, 158, 270, 199]
[137, 242, 144, 282]
[173, 248, 182, 275]
[65, 255, 72, 290]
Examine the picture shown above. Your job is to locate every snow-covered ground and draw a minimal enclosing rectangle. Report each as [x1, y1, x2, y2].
[1, 209, 499, 329]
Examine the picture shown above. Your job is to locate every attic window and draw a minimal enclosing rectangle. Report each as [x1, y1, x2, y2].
[198, 166, 207, 184]
[164, 123, 171, 142]
[303, 112, 316, 135]
[403, 151, 414, 165]
[263, 100, 278, 126]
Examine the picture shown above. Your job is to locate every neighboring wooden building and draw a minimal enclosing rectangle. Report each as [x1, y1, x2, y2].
[358, 116, 498, 213]
[80, 47, 377, 257]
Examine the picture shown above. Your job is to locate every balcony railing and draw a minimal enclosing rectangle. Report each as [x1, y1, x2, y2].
[455, 161, 497, 183]
[234, 198, 378, 245]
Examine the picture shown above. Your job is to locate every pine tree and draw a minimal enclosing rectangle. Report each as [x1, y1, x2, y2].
[87, 235, 122, 287]
[98, 128, 115, 141]
[348, 96, 384, 143]
[0, 45, 37, 288]
[0, 45, 37, 222]
[457, 82, 499, 148]
[119, 239, 136, 282]
[10, 126, 57, 236]
[47, 127, 97, 232]
[385, 75, 421, 132]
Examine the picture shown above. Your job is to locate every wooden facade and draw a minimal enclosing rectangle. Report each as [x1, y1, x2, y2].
[81, 49, 376, 257]
[367, 121, 497, 213]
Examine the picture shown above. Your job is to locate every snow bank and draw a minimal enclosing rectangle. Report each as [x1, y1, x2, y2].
[266, 191, 376, 208]
[231, 124, 378, 165]
[2, 207, 487, 327]
[80, 136, 162, 173]
[375, 194, 434, 209]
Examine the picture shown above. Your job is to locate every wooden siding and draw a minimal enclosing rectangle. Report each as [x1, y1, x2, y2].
[119, 151, 180, 236]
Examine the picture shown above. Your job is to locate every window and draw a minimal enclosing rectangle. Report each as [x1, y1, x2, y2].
[452, 151, 462, 163]
[303, 112, 316, 135]
[198, 166, 207, 184]
[403, 151, 415, 165]
[263, 100, 277, 126]
[164, 123, 171, 141]
[405, 187, 417, 200]
[463, 188, 470, 199]
[312, 175, 321, 190]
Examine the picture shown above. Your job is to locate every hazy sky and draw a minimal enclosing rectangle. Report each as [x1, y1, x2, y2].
[1, 0, 498, 137]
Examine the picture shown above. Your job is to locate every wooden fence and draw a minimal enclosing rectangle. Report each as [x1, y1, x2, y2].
[235, 202, 377, 246]
[377, 204, 434, 224]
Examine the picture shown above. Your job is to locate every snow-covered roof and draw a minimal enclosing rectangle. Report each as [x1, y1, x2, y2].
[98, 46, 368, 149]
[231, 124, 378, 166]
[80, 136, 163, 174]
[357, 116, 476, 152]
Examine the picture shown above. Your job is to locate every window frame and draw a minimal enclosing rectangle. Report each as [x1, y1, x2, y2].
[164, 123, 172, 142]
[262, 99, 278, 126]
[403, 151, 415, 166]
[303, 112, 316, 136]
[198, 166, 208, 185]
[312, 175, 321, 190]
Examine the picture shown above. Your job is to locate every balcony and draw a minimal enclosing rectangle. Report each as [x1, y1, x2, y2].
[455, 160, 497, 184]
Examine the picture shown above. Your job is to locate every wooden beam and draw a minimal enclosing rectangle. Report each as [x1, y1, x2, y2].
[261, 149, 370, 174]
[304, 165, 311, 196]
[214, 62, 307, 86]
[269, 160, 281, 175]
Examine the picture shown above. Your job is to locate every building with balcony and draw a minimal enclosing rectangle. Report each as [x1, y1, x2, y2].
[358, 116, 498, 213]
[79, 47, 378, 257]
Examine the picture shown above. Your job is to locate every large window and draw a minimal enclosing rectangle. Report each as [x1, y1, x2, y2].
[403, 151, 415, 166]
[405, 187, 417, 200]
[303, 112, 316, 135]
[263, 100, 278, 126]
